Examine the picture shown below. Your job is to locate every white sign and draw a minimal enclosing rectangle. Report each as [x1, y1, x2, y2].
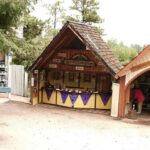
[31, 77, 34, 86]
[75, 66, 84, 71]
[34, 70, 38, 74]
[49, 64, 57, 68]
[57, 53, 67, 57]
[52, 59, 62, 63]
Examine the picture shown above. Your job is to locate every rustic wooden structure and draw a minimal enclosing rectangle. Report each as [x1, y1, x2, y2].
[29, 21, 123, 110]
[116, 45, 150, 117]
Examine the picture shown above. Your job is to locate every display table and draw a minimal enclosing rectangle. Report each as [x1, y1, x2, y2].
[41, 87, 112, 109]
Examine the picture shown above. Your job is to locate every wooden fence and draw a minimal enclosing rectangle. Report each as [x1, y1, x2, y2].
[9, 65, 29, 97]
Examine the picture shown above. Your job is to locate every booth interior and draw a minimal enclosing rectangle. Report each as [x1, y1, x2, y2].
[32, 51, 113, 110]
[130, 71, 150, 113]
[33, 68, 113, 109]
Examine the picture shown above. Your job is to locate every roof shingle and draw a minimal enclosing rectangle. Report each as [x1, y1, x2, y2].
[29, 21, 123, 75]
[68, 21, 123, 74]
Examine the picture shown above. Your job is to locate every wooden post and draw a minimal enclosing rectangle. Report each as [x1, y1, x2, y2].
[56, 89, 57, 105]
[126, 85, 130, 103]
[94, 93, 96, 109]
[41, 87, 43, 103]
[78, 73, 80, 88]
[94, 74, 97, 109]
[30, 73, 34, 104]
[62, 72, 65, 83]
[118, 76, 126, 117]
[37, 70, 40, 104]
[95, 74, 98, 91]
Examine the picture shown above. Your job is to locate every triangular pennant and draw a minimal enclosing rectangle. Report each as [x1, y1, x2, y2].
[80, 93, 92, 105]
[60, 91, 68, 103]
[100, 94, 111, 105]
[69, 93, 78, 106]
[45, 88, 53, 100]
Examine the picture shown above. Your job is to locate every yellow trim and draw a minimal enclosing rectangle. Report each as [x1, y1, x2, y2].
[96, 94, 111, 109]
[57, 92, 72, 107]
[74, 94, 95, 108]
[42, 90, 56, 104]
[32, 97, 38, 105]
[39, 89, 111, 109]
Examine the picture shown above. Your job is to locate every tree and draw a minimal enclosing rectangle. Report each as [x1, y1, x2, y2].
[130, 44, 142, 53]
[23, 15, 44, 40]
[46, 0, 64, 29]
[70, 0, 102, 23]
[0, 0, 26, 29]
[0, 0, 45, 69]
[107, 39, 138, 65]
[0, 0, 38, 30]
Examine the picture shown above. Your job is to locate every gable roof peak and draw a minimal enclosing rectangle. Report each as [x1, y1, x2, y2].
[29, 21, 123, 76]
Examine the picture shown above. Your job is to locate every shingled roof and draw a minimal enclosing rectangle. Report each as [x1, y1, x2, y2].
[29, 21, 123, 76]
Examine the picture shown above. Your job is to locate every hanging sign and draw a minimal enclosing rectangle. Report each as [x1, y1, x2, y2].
[57, 53, 67, 58]
[31, 77, 34, 86]
[75, 66, 84, 71]
[64, 60, 95, 67]
[52, 59, 62, 63]
[49, 64, 57, 68]
[34, 70, 38, 74]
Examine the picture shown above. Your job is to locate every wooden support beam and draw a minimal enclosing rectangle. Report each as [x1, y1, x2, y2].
[48, 64, 109, 73]
[38, 30, 75, 69]
[118, 76, 126, 118]
[37, 70, 40, 104]
[131, 61, 150, 71]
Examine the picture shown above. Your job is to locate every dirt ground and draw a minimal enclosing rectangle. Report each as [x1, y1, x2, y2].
[0, 101, 150, 150]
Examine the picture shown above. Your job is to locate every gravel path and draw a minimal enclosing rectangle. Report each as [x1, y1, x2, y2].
[0, 101, 150, 150]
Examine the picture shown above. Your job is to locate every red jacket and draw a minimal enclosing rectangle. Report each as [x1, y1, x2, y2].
[134, 89, 145, 102]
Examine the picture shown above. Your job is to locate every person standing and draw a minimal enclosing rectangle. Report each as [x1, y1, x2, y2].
[134, 86, 145, 114]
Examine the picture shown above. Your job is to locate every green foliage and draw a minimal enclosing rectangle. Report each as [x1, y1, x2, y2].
[130, 44, 142, 53]
[23, 15, 44, 40]
[0, 30, 19, 52]
[0, 0, 45, 69]
[12, 37, 42, 69]
[0, 0, 26, 29]
[11, 26, 55, 69]
[107, 39, 138, 65]
[0, 30, 45, 69]
[70, 0, 101, 23]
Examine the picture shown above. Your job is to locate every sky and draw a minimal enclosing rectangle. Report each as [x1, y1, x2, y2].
[32, 0, 150, 46]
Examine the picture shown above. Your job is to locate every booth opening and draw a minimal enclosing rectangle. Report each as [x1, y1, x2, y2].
[130, 71, 150, 114]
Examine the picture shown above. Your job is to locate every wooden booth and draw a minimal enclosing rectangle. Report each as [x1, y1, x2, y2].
[29, 21, 123, 110]
[116, 45, 150, 117]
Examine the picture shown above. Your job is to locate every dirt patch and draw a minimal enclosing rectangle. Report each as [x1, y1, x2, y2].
[0, 101, 150, 150]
